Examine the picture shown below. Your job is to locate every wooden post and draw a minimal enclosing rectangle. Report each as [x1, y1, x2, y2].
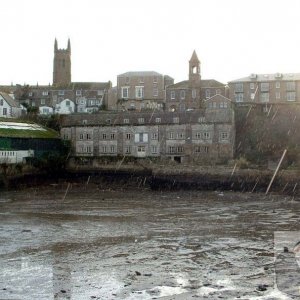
[265, 149, 287, 195]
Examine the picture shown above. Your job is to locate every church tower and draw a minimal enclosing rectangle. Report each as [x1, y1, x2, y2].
[53, 38, 71, 86]
[189, 50, 201, 85]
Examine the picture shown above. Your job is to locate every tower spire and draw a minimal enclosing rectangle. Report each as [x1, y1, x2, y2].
[54, 38, 58, 52]
[189, 50, 201, 85]
[67, 38, 71, 53]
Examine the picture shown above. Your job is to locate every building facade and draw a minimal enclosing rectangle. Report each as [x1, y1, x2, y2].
[116, 71, 174, 111]
[165, 51, 227, 112]
[61, 94, 235, 163]
[228, 73, 300, 104]
[0, 92, 23, 118]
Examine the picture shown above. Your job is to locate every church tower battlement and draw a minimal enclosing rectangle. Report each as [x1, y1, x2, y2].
[53, 38, 71, 86]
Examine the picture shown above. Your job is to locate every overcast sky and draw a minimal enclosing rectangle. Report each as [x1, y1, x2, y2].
[1, 0, 300, 86]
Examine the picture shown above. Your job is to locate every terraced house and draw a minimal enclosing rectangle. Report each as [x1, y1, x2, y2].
[60, 94, 235, 163]
[228, 73, 300, 105]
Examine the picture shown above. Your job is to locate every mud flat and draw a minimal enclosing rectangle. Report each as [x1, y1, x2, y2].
[0, 186, 299, 299]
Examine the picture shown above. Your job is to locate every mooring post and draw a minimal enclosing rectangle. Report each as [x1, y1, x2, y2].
[265, 149, 287, 195]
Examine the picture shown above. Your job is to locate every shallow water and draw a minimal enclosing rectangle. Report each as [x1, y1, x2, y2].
[0, 185, 300, 299]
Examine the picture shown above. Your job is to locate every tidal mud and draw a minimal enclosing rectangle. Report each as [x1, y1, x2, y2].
[0, 185, 299, 299]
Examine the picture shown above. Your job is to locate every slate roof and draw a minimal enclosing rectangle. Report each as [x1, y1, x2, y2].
[167, 79, 225, 89]
[229, 73, 300, 83]
[60, 109, 234, 127]
[118, 71, 162, 77]
[0, 92, 19, 108]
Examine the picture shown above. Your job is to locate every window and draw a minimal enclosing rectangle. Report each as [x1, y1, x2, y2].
[203, 146, 209, 153]
[82, 120, 87, 125]
[216, 89, 221, 95]
[79, 133, 83, 140]
[260, 93, 269, 103]
[66, 100, 70, 106]
[203, 132, 211, 139]
[0, 99, 3, 105]
[138, 117, 144, 124]
[135, 86, 144, 99]
[123, 118, 129, 124]
[41, 99, 46, 105]
[86, 133, 92, 140]
[121, 87, 129, 99]
[213, 102, 217, 108]
[110, 145, 115, 153]
[235, 83, 243, 92]
[58, 90, 64, 96]
[235, 93, 244, 102]
[42, 91, 49, 96]
[177, 146, 184, 153]
[3, 108, 7, 115]
[276, 82, 280, 89]
[171, 91, 175, 100]
[126, 133, 131, 140]
[206, 89, 211, 99]
[102, 133, 107, 140]
[135, 133, 148, 143]
[286, 81, 296, 91]
[111, 133, 115, 140]
[260, 83, 269, 92]
[276, 92, 280, 99]
[151, 145, 157, 154]
[28, 92, 33, 97]
[195, 132, 201, 139]
[169, 132, 174, 139]
[155, 117, 161, 123]
[168, 146, 175, 154]
[195, 146, 201, 153]
[101, 146, 107, 153]
[125, 146, 131, 154]
[86, 146, 92, 153]
[287, 91, 296, 101]
[180, 90, 185, 99]
[173, 117, 179, 123]
[151, 133, 158, 140]
[153, 88, 158, 97]
[138, 145, 145, 152]
[219, 132, 229, 141]
[198, 117, 205, 123]
[192, 89, 197, 99]
[177, 132, 185, 139]
[250, 83, 255, 90]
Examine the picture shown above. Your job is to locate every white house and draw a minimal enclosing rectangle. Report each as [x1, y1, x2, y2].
[55, 99, 75, 114]
[0, 92, 22, 118]
[39, 106, 54, 115]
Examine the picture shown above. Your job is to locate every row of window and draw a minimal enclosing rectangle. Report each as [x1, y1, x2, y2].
[123, 76, 159, 84]
[122, 86, 160, 99]
[0, 151, 16, 156]
[78, 131, 229, 141]
[77, 145, 212, 155]
[207, 102, 228, 109]
[235, 91, 296, 102]
[28, 90, 104, 97]
[169, 89, 222, 100]
[235, 81, 296, 92]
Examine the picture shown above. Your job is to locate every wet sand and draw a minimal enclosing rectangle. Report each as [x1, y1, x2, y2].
[0, 185, 300, 299]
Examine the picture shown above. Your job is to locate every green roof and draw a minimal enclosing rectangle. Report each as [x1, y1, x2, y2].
[0, 121, 59, 139]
